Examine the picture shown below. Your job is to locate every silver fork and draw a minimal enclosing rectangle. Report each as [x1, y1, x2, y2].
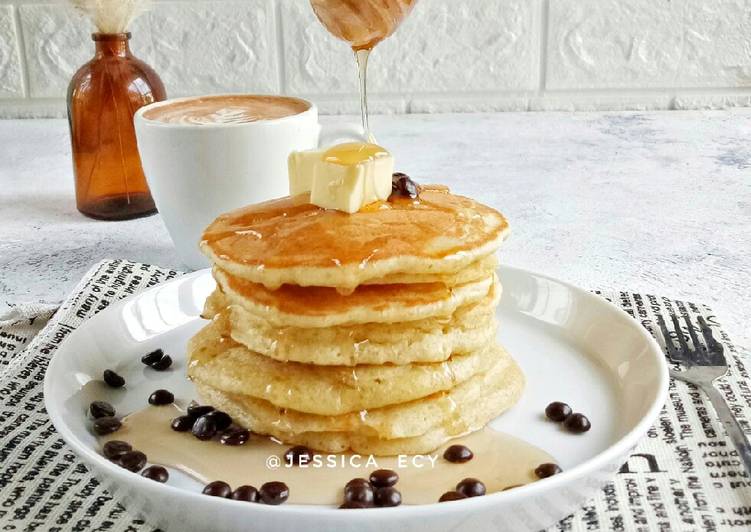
[658, 313, 751, 475]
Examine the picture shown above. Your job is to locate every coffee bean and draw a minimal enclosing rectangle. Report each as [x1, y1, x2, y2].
[192, 416, 217, 440]
[150, 355, 173, 371]
[205, 410, 232, 431]
[90, 400, 115, 419]
[545, 401, 572, 422]
[187, 402, 214, 418]
[93, 416, 121, 435]
[564, 413, 591, 433]
[141, 349, 164, 366]
[203, 480, 232, 498]
[231, 485, 259, 503]
[456, 478, 486, 498]
[438, 491, 467, 502]
[220, 428, 250, 446]
[374, 486, 401, 507]
[102, 440, 131, 460]
[141, 465, 169, 483]
[339, 501, 368, 509]
[345, 478, 371, 490]
[171, 415, 195, 432]
[117, 450, 147, 472]
[390, 173, 419, 199]
[369, 469, 398, 488]
[443, 444, 473, 463]
[259, 481, 289, 505]
[534, 463, 562, 479]
[103, 369, 125, 388]
[284, 445, 312, 465]
[148, 389, 174, 406]
[344, 482, 374, 506]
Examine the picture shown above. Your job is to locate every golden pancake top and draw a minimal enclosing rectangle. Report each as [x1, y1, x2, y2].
[201, 186, 509, 289]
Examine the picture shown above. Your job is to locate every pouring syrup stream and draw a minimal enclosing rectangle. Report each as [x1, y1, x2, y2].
[355, 49, 374, 142]
[309, 0, 418, 142]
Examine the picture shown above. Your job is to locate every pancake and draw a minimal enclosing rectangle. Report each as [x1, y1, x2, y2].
[202, 281, 500, 366]
[213, 267, 497, 328]
[195, 353, 525, 455]
[191, 182, 519, 456]
[187, 315, 501, 416]
[201, 187, 509, 291]
[355, 254, 498, 288]
[193, 345, 517, 439]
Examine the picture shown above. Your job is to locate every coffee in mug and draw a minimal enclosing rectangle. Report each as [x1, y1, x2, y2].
[141, 94, 310, 126]
[135, 94, 363, 270]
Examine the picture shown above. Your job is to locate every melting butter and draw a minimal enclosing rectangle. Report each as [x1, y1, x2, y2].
[101, 405, 555, 506]
[288, 142, 394, 213]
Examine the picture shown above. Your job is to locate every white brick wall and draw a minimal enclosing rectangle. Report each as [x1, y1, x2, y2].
[0, 0, 750, 118]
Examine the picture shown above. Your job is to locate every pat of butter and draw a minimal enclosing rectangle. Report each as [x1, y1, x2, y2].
[288, 142, 394, 214]
[288, 150, 320, 195]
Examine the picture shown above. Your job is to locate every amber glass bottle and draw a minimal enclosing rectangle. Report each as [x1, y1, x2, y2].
[67, 33, 166, 220]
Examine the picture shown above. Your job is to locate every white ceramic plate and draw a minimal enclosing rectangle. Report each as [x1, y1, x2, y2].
[44, 266, 668, 532]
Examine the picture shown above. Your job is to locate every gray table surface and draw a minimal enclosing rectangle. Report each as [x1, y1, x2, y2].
[1, 111, 749, 353]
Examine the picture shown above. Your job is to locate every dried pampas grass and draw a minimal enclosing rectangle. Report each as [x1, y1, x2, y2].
[69, 0, 151, 33]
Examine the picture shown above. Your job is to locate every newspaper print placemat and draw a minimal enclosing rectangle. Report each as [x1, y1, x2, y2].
[1, 259, 749, 531]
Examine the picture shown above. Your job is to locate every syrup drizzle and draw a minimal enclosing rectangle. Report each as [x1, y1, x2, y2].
[200, 189, 508, 271]
[323, 142, 387, 165]
[355, 49, 374, 142]
[100, 404, 554, 506]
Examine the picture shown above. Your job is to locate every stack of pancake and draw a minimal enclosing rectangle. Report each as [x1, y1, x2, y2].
[188, 186, 523, 455]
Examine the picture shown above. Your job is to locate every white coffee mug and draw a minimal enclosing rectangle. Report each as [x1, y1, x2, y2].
[135, 94, 361, 270]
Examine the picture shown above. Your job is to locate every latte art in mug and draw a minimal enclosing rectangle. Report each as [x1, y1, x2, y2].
[134, 94, 324, 269]
[142, 95, 311, 125]
[182, 107, 265, 126]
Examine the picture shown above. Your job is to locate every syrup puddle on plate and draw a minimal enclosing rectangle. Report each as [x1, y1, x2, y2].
[100, 404, 554, 505]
